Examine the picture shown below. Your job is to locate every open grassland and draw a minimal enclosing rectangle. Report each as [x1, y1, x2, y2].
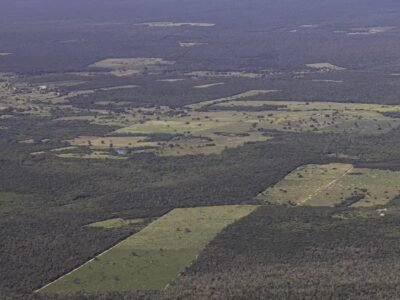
[99, 85, 138, 91]
[347, 26, 395, 35]
[256, 163, 400, 207]
[39, 205, 257, 294]
[89, 58, 175, 77]
[57, 151, 127, 160]
[306, 62, 346, 71]
[187, 89, 279, 109]
[185, 71, 265, 79]
[179, 42, 206, 48]
[139, 22, 215, 27]
[7, 80, 400, 159]
[86, 218, 146, 229]
[69, 136, 159, 149]
[213, 99, 400, 135]
[54, 97, 400, 158]
[193, 82, 224, 89]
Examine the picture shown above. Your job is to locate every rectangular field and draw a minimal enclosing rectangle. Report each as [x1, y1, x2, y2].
[256, 163, 400, 207]
[39, 205, 257, 294]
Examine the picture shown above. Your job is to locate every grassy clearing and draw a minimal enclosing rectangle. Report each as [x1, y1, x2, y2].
[50, 146, 78, 152]
[306, 63, 346, 71]
[179, 42, 205, 48]
[213, 100, 400, 135]
[99, 85, 138, 91]
[348, 27, 394, 35]
[256, 163, 400, 207]
[89, 58, 174, 77]
[256, 163, 353, 206]
[55, 98, 400, 158]
[157, 79, 185, 82]
[185, 71, 264, 79]
[69, 136, 158, 149]
[299, 24, 320, 29]
[39, 205, 257, 294]
[57, 151, 127, 160]
[325, 168, 400, 207]
[86, 218, 146, 229]
[139, 22, 215, 27]
[157, 132, 271, 156]
[187, 89, 279, 110]
[193, 82, 224, 89]
[115, 119, 220, 135]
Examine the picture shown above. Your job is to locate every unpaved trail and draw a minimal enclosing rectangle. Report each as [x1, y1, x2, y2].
[299, 165, 354, 205]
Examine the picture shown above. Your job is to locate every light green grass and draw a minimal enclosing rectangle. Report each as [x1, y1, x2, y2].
[115, 119, 220, 134]
[256, 163, 400, 207]
[86, 218, 145, 229]
[256, 163, 353, 206]
[39, 205, 257, 294]
[187, 90, 279, 110]
[57, 151, 127, 160]
[54, 99, 400, 158]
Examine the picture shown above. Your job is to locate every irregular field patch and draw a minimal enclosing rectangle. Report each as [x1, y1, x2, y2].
[306, 63, 346, 71]
[256, 163, 400, 207]
[69, 136, 158, 149]
[193, 82, 224, 89]
[86, 218, 146, 229]
[213, 100, 400, 135]
[139, 22, 215, 27]
[39, 205, 257, 294]
[89, 58, 174, 77]
[185, 71, 265, 79]
[57, 151, 127, 160]
[56, 97, 400, 158]
[347, 26, 394, 35]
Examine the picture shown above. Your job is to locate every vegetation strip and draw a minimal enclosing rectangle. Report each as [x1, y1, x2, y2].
[38, 205, 257, 294]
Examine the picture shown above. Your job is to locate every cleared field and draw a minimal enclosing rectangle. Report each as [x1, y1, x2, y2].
[185, 71, 264, 79]
[57, 151, 127, 160]
[156, 131, 271, 156]
[299, 24, 319, 29]
[347, 26, 394, 35]
[115, 119, 220, 134]
[256, 163, 400, 207]
[139, 22, 215, 27]
[69, 136, 159, 149]
[39, 205, 257, 294]
[179, 42, 205, 48]
[86, 218, 146, 229]
[53, 97, 400, 158]
[89, 58, 174, 76]
[99, 85, 138, 91]
[187, 89, 279, 110]
[306, 63, 346, 71]
[157, 79, 185, 82]
[193, 82, 224, 89]
[212, 100, 400, 135]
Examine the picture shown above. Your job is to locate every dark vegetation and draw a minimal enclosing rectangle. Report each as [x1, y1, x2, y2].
[164, 205, 400, 299]
[0, 126, 333, 294]
[16, 205, 400, 300]
[2, 0, 400, 298]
